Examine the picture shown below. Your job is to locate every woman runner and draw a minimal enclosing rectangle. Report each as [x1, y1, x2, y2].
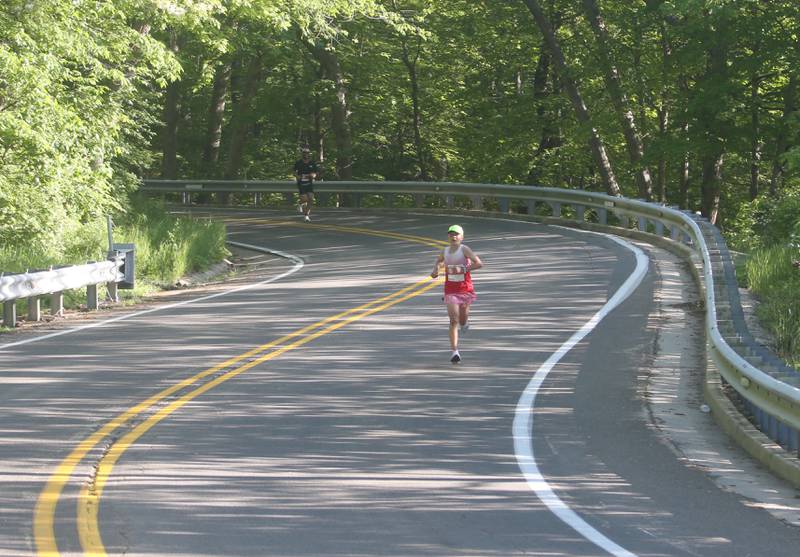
[430, 224, 484, 363]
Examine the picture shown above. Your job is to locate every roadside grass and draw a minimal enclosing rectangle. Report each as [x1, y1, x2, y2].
[0, 198, 229, 319]
[115, 201, 228, 286]
[744, 245, 800, 369]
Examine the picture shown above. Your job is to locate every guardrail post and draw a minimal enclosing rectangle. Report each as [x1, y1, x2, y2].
[27, 296, 41, 321]
[470, 195, 482, 210]
[638, 216, 647, 232]
[655, 221, 664, 236]
[525, 199, 534, 215]
[87, 284, 99, 310]
[549, 202, 561, 217]
[383, 194, 393, 208]
[446, 195, 454, 209]
[51, 292, 64, 316]
[107, 281, 119, 303]
[576, 205, 585, 222]
[499, 198, 509, 213]
[3, 301, 16, 328]
[414, 194, 424, 208]
[597, 208, 608, 225]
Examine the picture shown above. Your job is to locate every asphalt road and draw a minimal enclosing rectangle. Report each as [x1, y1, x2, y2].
[0, 210, 797, 556]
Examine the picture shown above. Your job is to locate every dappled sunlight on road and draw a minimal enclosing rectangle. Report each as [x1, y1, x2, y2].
[3, 214, 791, 556]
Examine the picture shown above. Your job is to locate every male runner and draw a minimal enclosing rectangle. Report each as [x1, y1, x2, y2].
[293, 147, 319, 222]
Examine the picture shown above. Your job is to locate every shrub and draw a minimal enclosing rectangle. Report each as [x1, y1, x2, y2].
[725, 187, 800, 252]
[114, 196, 228, 285]
[745, 244, 800, 367]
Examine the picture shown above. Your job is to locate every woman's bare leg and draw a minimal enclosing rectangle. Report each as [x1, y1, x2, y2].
[447, 303, 460, 351]
[459, 303, 470, 327]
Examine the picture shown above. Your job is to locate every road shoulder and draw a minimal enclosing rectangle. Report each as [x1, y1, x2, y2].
[643, 241, 800, 527]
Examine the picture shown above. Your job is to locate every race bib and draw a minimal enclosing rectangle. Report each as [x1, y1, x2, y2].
[447, 264, 466, 282]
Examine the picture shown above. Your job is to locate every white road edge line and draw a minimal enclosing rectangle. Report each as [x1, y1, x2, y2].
[0, 242, 303, 352]
[513, 233, 648, 557]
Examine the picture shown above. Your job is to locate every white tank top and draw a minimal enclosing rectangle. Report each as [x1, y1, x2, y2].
[444, 245, 467, 282]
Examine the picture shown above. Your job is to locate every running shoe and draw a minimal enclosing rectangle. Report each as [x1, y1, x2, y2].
[450, 352, 461, 364]
[460, 324, 470, 334]
[304, 215, 311, 222]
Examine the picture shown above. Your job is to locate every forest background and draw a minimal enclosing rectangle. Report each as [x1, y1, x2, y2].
[0, 0, 799, 359]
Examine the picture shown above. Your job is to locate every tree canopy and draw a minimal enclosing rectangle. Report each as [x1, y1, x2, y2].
[2, 0, 799, 253]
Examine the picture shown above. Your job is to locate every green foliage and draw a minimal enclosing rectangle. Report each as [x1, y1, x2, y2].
[115, 196, 229, 284]
[3, 0, 800, 227]
[0, 219, 107, 273]
[0, 0, 185, 253]
[725, 187, 800, 252]
[745, 245, 800, 367]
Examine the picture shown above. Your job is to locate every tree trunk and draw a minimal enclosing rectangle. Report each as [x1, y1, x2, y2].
[312, 44, 353, 180]
[400, 32, 428, 180]
[698, 36, 727, 223]
[528, 36, 564, 184]
[224, 55, 263, 180]
[161, 81, 180, 179]
[701, 153, 723, 224]
[749, 74, 762, 201]
[161, 30, 180, 180]
[522, 0, 620, 196]
[770, 72, 798, 195]
[202, 60, 231, 176]
[314, 98, 325, 166]
[657, 107, 668, 203]
[656, 22, 672, 204]
[677, 72, 691, 210]
[528, 39, 555, 183]
[582, 0, 652, 199]
[161, 31, 180, 180]
[678, 148, 690, 210]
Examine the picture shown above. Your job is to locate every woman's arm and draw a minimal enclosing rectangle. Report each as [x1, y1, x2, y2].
[431, 251, 444, 278]
[464, 246, 483, 271]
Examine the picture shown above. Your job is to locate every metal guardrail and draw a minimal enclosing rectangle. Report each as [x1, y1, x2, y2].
[141, 179, 800, 460]
[1, 249, 134, 328]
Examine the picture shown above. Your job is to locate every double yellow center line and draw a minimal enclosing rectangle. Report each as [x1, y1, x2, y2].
[35, 222, 447, 556]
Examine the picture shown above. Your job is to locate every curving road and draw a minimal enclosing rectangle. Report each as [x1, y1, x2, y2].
[0, 210, 797, 556]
